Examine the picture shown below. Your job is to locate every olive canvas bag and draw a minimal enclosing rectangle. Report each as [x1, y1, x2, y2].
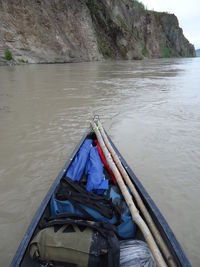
[29, 219, 119, 267]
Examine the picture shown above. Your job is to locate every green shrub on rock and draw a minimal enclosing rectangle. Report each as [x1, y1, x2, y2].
[162, 46, 171, 58]
[5, 49, 13, 61]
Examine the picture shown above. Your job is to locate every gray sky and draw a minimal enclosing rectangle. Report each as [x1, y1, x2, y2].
[140, 0, 200, 49]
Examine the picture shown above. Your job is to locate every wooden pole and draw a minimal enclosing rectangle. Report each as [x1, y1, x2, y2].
[91, 121, 167, 267]
[97, 120, 176, 267]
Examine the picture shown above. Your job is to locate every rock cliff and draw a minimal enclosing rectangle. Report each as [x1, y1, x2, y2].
[0, 0, 101, 63]
[0, 0, 195, 64]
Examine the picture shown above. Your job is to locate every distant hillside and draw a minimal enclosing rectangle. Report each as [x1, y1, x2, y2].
[196, 49, 200, 57]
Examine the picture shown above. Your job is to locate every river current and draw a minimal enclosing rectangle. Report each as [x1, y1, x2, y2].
[0, 58, 200, 266]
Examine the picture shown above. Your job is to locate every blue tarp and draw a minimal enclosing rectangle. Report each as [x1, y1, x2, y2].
[66, 138, 108, 193]
[85, 146, 108, 193]
[66, 139, 93, 181]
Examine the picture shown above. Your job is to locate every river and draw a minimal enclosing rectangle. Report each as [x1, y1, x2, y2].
[0, 58, 199, 266]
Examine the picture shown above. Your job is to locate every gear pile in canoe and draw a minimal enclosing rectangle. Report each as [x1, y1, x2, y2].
[11, 119, 191, 267]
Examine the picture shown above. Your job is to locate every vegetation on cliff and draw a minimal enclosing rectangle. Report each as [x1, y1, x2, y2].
[5, 49, 13, 61]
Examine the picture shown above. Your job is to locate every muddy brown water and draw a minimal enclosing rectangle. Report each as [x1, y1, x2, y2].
[0, 58, 200, 266]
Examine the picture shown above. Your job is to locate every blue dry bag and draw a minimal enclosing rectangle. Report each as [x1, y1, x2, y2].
[50, 182, 135, 239]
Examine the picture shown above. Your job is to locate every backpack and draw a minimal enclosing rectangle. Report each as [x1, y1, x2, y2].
[29, 218, 120, 267]
[50, 178, 135, 239]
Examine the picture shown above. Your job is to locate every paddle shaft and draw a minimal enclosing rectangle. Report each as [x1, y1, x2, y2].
[91, 121, 167, 267]
[97, 120, 176, 267]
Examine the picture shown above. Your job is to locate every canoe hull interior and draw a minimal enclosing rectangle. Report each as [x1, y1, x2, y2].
[11, 129, 191, 267]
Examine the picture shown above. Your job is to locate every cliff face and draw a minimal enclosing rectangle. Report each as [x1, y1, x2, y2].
[0, 0, 101, 63]
[0, 0, 195, 64]
[86, 0, 195, 59]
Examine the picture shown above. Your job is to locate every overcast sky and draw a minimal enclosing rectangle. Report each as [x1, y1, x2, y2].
[140, 0, 200, 49]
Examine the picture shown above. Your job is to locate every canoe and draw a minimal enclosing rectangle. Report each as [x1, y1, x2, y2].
[11, 127, 191, 267]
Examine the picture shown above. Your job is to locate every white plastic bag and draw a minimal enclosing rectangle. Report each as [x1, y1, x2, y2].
[120, 240, 156, 267]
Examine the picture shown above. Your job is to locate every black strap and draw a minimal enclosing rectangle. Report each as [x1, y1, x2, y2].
[56, 178, 121, 224]
[58, 178, 108, 201]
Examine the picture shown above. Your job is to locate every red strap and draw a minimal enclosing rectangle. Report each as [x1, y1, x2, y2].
[94, 140, 117, 184]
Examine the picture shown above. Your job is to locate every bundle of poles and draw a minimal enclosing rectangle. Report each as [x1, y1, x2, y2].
[91, 119, 176, 267]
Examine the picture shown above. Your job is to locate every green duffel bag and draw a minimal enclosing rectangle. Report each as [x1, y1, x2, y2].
[29, 221, 119, 267]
